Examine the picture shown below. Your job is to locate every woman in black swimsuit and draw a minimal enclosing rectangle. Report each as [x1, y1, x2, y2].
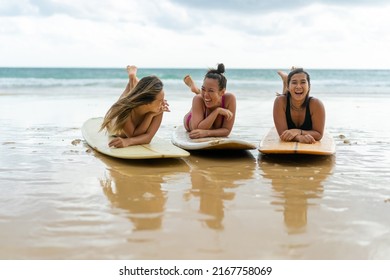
[273, 68, 325, 144]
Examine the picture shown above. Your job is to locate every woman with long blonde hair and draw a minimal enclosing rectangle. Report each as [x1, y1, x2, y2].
[101, 65, 169, 148]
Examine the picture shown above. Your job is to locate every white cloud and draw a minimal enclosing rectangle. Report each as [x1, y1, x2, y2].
[1, 0, 390, 68]
[169, 0, 389, 13]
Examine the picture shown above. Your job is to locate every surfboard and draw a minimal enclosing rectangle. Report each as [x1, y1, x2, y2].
[171, 125, 257, 150]
[259, 127, 336, 155]
[82, 117, 190, 159]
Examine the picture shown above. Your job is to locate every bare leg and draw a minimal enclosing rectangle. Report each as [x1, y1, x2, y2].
[119, 65, 139, 99]
[276, 67, 300, 95]
[277, 70, 288, 96]
[183, 75, 200, 94]
[127, 65, 139, 90]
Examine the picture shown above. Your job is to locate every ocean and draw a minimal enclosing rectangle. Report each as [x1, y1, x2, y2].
[0, 67, 390, 260]
[1, 67, 390, 95]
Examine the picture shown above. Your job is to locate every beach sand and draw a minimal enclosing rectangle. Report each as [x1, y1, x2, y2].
[1, 85, 390, 260]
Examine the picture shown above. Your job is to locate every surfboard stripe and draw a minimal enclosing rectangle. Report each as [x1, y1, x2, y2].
[293, 142, 298, 153]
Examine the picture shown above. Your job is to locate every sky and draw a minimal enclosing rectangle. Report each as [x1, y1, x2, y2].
[1, 0, 390, 69]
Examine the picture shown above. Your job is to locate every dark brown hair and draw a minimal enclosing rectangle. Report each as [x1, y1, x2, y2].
[286, 68, 311, 107]
[204, 63, 227, 90]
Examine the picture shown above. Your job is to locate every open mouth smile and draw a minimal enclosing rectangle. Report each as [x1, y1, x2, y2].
[204, 98, 212, 105]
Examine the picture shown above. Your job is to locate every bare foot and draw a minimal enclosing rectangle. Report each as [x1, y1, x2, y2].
[183, 75, 200, 94]
[277, 70, 288, 95]
[127, 65, 137, 76]
[127, 65, 139, 87]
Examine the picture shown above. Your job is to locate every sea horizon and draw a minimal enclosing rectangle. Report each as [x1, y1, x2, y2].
[2, 67, 390, 97]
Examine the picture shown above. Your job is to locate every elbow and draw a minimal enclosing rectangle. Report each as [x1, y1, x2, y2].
[223, 128, 232, 137]
[315, 132, 324, 141]
[144, 133, 157, 144]
[144, 136, 153, 144]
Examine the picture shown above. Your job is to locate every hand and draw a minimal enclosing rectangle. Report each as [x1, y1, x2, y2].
[219, 108, 233, 120]
[108, 137, 128, 148]
[297, 134, 316, 144]
[162, 99, 170, 112]
[152, 99, 170, 116]
[280, 129, 300, 142]
[189, 129, 208, 139]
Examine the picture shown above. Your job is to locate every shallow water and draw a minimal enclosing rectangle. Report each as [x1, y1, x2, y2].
[1, 75, 390, 260]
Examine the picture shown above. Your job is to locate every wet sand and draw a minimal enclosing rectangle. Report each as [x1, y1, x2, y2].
[1, 86, 390, 259]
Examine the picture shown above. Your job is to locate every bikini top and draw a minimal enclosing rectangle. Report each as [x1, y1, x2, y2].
[286, 96, 313, 130]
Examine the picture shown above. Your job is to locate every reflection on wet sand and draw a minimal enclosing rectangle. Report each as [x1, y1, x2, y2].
[96, 154, 190, 231]
[259, 155, 335, 234]
[183, 151, 256, 230]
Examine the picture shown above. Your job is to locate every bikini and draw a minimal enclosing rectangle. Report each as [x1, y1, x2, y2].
[286, 96, 313, 130]
[186, 95, 226, 129]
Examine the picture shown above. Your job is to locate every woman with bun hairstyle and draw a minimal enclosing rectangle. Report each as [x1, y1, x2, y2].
[182, 63, 236, 139]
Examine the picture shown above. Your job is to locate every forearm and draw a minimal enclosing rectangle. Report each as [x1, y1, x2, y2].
[123, 133, 155, 146]
[204, 127, 231, 137]
[196, 110, 220, 130]
[286, 129, 318, 144]
[120, 114, 161, 146]
[133, 114, 155, 136]
[299, 129, 323, 141]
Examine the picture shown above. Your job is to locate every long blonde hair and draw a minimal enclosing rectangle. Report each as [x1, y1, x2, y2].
[100, 75, 163, 134]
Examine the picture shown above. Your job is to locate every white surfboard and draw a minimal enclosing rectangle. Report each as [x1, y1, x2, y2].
[171, 125, 257, 150]
[259, 127, 336, 155]
[82, 117, 190, 159]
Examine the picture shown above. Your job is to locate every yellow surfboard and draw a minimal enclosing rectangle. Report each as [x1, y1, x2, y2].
[82, 117, 190, 159]
[171, 125, 257, 150]
[259, 127, 336, 155]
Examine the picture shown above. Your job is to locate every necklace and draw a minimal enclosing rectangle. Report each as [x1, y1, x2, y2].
[290, 103, 305, 112]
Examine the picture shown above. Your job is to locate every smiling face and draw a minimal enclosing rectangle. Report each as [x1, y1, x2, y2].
[288, 73, 310, 102]
[201, 78, 225, 108]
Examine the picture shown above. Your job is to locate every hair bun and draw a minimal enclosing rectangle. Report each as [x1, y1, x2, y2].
[216, 63, 225, 74]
